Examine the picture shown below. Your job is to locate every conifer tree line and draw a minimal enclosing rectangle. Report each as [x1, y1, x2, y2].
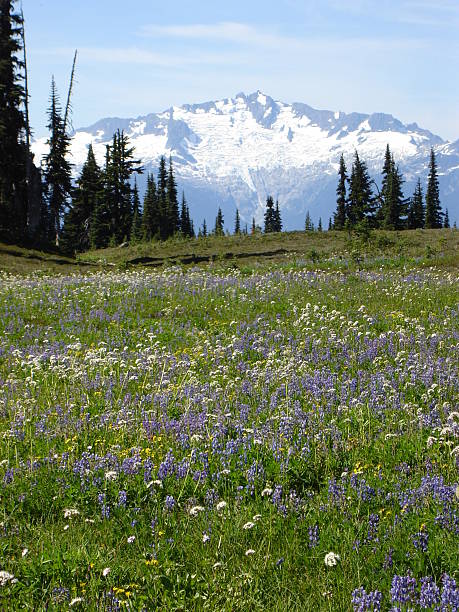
[62, 143, 195, 252]
[332, 145, 448, 231]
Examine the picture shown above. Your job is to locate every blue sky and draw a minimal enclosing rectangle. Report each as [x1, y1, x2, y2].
[23, 0, 459, 140]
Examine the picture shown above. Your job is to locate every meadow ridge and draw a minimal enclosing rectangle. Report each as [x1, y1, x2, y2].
[0, 234, 458, 609]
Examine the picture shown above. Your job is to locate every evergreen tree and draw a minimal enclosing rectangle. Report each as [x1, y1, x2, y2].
[157, 156, 168, 239]
[304, 211, 314, 231]
[166, 156, 179, 235]
[214, 207, 224, 236]
[328, 217, 332, 231]
[61, 144, 102, 253]
[234, 208, 241, 234]
[333, 153, 347, 229]
[317, 217, 322, 232]
[89, 197, 109, 249]
[274, 200, 282, 232]
[141, 173, 159, 241]
[347, 151, 374, 227]
[102, 130, 142, 244]
[382, 158, 406, 230]
[180, 192, 193, 238]
[43, 76, 72, 245]
[0, 0, 28, 240]
[251, 217, 256, 234]
[264, 195, 276, 233]
[407, 179, 425, 229]
[130, 180, 143, 243]
[425, 148, 442, 228]
[202, 219, 207, 237]
[444, 208, 450, 229]
[377, 144, 392, 226]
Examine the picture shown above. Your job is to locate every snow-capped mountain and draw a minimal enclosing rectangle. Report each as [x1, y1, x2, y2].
[32, 91, 459, 228]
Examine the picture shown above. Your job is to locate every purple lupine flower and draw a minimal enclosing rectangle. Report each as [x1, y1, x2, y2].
[390, 574, 417, 606]
[411, 531, 428, 553]
[383, 549, 394, 570]
[419, 576, 440, 608]
[118, 490, 127, 508]
[308, 524, 319, 548]
[441, 574, 459, 608]
[164, 495, 175, 511]
[351, 587, 382, 611]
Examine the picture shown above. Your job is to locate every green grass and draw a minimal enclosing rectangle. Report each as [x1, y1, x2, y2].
[1, 228, 458, 275]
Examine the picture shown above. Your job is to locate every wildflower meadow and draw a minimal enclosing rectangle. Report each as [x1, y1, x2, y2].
[0, 263, 458, 610]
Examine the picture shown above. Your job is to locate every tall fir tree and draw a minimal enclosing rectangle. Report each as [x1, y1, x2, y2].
[101, 130, 142, 244]
[61, 144, 102, 253]
[443, 208, 450, 229]
[328, 217, 332, 231]
[333, 153, 347, 229]
[382, 158, 406, 230]
[130, 180, 143, 243]
[251, 217, 256, 234]
[274, 200, 282, 232]
[214, 207, 224, 236]
[264, 195, 276, 233]
[317, 217, 322, 232]
[157, 156, 168, 239]
[377, 144, 392, 226]
[180, 192, 193, 238]
[141, 173, 159, 241]
[347, 151, 374, 227]
[201, 219, 207, 237]
[425, 148, 442, 228]
[0, 0, 28, 240]
[43, 76, 72, 245]
[234, 208, 241, 234]
[407, 179, 425, 229]
[166, 156, 179, 235]
[304, 211, 314, 231]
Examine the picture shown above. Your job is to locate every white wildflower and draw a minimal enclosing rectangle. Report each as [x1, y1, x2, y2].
[243, 521, 255, 530]
[261, 488, 273, 497]
[104, 471, 117, 481]
[69, 597, 83, 607]
[63, 524, 69, 531]
[127, 535, 135, 543]
[0, 571, 17, 586]
[189, 505, 205, 516]
[102, 567, 111, 577]
[21, 548, 28, 558]
[212, 562, 222, 569]
[63, 508, 80, 519]
[427, 436, 437, 448]
[202, 534, 210, 543]
[146, 479, 163, 489]
[252, 514, 262, 522]
[245, 549, 255, 556]
[324, 552, 340, 567]
[216, 501, 227, 511]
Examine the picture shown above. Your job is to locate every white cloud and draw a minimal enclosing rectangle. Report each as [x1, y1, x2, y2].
[140, 21, 302, 49]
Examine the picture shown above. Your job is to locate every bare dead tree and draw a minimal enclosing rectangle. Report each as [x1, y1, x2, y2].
[63, 49, 78, 134]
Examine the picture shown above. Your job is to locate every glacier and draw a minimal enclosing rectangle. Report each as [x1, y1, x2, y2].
[32, 91, 459, 229]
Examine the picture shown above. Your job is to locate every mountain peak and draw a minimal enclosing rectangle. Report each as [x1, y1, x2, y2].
[33, 91, 458, 229]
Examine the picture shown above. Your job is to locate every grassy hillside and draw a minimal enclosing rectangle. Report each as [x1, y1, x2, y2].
[1, 229, 458, 274]
[81, 228, 459, 270]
